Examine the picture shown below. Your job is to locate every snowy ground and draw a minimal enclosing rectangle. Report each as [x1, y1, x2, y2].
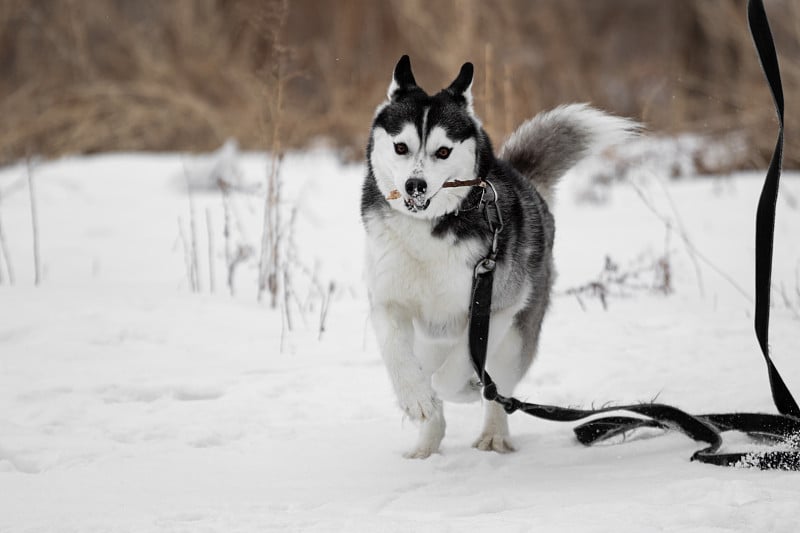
[1, 148, 799, 532]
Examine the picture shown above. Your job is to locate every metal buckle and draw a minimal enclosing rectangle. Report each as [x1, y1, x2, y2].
[483, 180, 503, 257]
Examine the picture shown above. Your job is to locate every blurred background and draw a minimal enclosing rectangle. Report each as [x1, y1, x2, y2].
[2, 0, 799, 169]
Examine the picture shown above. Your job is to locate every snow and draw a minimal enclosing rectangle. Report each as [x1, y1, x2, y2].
[1, 148, 799, 532]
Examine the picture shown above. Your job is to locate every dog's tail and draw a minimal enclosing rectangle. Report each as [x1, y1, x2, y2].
[499, 103, 640, 206]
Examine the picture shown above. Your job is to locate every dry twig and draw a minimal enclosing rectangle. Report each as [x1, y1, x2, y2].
[206, 208, 215, 293]
[562, 254, 672, 311]
[177, 216, 197, 292]
[26, 158, 41, 286]
[257, 0, 290, 308]
[628, 176, 751, 303]
[0, 189, 14, 285]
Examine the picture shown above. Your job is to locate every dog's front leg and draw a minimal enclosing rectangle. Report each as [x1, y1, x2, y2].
[429, 325, 480, 403]
[371, 303, 445, 458]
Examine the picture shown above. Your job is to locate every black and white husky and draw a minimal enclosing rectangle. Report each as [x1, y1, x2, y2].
[361, 56, 637, 458]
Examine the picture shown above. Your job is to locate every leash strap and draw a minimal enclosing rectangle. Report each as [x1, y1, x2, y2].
[749, 0, 800, 419]
[467, 0, 800, 469]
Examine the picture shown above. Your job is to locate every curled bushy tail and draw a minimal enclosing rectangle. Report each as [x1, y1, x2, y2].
[499, 103, 640, 205]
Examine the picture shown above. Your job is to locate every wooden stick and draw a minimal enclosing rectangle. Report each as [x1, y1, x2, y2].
[441, 178, 485, 188]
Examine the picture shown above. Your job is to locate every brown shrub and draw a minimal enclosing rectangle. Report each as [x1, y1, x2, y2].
[1, 0, 798, 168]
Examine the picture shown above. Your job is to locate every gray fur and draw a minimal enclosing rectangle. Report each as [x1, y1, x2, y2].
[500, 103, 640, 206]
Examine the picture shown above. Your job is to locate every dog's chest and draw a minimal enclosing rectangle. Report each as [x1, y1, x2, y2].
[365, 213, 482, 319]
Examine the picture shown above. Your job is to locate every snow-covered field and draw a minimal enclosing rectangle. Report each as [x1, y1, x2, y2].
[1, 148, 799, 532]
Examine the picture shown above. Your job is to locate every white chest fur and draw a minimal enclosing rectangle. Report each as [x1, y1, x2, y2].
[364, 212, 482, 329]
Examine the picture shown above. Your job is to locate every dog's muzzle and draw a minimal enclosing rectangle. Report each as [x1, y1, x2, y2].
[405, 195, 430, 212]
[404, 177, 429, 212]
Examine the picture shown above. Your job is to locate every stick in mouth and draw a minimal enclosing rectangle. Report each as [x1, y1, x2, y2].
[386, 179, 484, 200]
[441, 178, 485, 188]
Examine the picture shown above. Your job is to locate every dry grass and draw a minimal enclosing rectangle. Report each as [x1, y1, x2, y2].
[2, 0, 800, 168]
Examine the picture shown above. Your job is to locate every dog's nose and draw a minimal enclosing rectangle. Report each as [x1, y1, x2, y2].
[405, 178, 427, 197]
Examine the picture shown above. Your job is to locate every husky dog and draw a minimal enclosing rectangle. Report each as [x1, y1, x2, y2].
[361, 56, 637, 458]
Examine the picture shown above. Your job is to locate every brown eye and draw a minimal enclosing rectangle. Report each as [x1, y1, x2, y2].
[435, 146, 452, 159]
[394, 142, 408, 155]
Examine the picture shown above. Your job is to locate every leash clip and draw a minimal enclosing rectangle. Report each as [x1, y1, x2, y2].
[474, 256, 496, 278]
[483, 180, 504, 257]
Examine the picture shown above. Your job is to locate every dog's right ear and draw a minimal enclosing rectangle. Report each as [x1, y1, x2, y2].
[387, 55, 418, 101]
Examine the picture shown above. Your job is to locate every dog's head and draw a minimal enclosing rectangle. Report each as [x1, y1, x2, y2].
[368, 56, 493, 220]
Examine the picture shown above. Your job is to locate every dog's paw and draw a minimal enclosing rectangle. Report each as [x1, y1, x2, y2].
[403, 444, 439, 459]
[400, 394, 442, 422]
[473, 433, 516, 453]
[397, 384, 440, 422]
[403, 413, 445, 459]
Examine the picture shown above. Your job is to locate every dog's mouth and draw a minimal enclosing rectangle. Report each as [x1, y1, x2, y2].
[404, 194, 431, 212]
[392, 180, 462, 214]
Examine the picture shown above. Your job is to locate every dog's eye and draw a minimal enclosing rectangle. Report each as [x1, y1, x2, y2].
[435, 147, 452, 160]
[394, 142, 409, 155]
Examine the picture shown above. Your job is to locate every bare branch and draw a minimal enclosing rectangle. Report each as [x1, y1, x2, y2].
[26, 158, 41, 286]
[318, 282, 335, 341]
[177, 216, 197, 292]
[182, 160, 201, 293]
[560, 253, 672, 311]
[206, 208, 215, 293]
[0, 188, 14, 285]
[627, 176, 751, 303]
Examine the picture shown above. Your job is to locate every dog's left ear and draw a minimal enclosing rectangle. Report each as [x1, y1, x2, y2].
[446, 62, 474, 112]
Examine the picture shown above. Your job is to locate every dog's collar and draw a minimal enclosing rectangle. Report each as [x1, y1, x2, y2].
[449, 178, 487, 215]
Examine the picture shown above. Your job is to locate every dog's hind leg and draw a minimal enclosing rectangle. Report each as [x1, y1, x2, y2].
[430, 303, 524, 404]
[474, 401, 515, 453]
[474, 291, 549, 453]
[473, 324, 525, 453]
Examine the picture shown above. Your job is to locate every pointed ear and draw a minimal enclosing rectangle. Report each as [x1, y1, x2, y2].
[387, 55, 418, 101]
[446, 62, 474, 110]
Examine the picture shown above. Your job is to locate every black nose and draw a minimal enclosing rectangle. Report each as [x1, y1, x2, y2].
[405, 178, 427, 196]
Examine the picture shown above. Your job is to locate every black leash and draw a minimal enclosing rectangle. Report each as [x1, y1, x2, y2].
[467, 0, 800, 470]
[749, 0, 800, 421]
